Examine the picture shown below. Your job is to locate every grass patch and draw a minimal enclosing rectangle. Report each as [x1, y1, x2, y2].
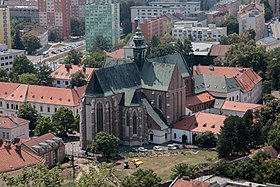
[113, 150, 217, 182]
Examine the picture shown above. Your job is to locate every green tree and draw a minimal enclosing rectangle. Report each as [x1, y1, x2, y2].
[170, 163, 198, 180]
[92, 35, 111, 52]
[160, 33, 177, 44]
[71, 17, 85, 36]
[261, 159, 280, 184]
[175, 39, 194, 66]
[150, 35, 160, 48]
[268, 129, 280, 151]
[0, 68, 9, 82]
[75, 163, 111, 187]
[82, 51, 106, 68]
[35, 62, 54, 86]
[220, 33, 241, 45]
[70, 70, 87, 88]
[217, 116, 250, 158]
[222, 16, 239, 34]
[52, 107, 75, 137]
[90, 131, 119, 158]
[120, 1, 141, 35]
[122, 169, 161, 187]
[49, 30, 58, 42]
[146, 43, 177, 58]
[21, 33, 42, 55]
[265, 51, 280, 91]
[261, 0, 273, 22]
[12, 28, 25, 50]
[12, 55, 36, 76]
[18, 73, 38, 85]
[64, 49, 83, 65]
[195, 131, 217, 147]
[35, 116, 54, 136]
[17, 102, 38, 131]
[1, 163, 63, 186]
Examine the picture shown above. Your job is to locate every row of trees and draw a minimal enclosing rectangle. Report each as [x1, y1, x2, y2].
[17, 102, 79, 137]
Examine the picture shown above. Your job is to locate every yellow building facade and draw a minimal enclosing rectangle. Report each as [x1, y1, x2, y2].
[0, 6, 12, 48]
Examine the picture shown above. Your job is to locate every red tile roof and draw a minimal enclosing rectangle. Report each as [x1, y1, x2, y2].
[0, 142, 43, 173]
[23, 133, 56, 152]
[171, 178, 211, 187]
[238, 3, 264, 17]
[193, 65, 262, 93]
[210, 44, 231, 57]
[186, 92, 214, 107]
[0, 82, 85, 107]
[248, 146, 279, 159]
[221, 101, 262, 112]
[0, 114, 29, 128]
[50, 65, 96, 81]
[173, 112, 227, 134]
[106, 48, 124, 59]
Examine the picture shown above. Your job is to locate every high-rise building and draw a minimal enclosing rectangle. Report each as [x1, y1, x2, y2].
[38, 0, 71, 39]
[0, 5, 12, 48]
[85, 0, 120, 51]
[71, 0, 85, 20]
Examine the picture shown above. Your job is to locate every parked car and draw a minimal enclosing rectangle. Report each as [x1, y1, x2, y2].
[138, 147, 148, 152]
[153, 146, 163, 151]
[167, 144, 177, 150]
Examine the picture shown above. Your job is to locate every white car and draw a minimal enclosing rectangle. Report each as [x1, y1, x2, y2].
[167, 144, 177, 150]
[138, 147, 148, 152]
[153, 146, 163, 151]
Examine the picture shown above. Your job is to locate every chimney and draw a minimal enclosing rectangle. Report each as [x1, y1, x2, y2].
[4, 140, 11, 149]
[15, 143, 21, 153]
[65, 64, 72, 72]
[209, 65, 214, 71]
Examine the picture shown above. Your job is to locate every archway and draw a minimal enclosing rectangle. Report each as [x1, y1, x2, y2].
[182, 135, 188, 143]
[192, 133, 197, 145]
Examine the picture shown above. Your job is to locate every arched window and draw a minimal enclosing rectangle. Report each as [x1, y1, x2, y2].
[158, 95, 163, 111]
[126, 111, 130, 126]
[133, 112, 137, 135]
[96, 103, 103, 132]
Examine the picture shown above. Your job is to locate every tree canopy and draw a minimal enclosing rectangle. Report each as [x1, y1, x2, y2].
[122, 169, 161, 187]
[222, 16, 239, 35]
[52, 107, 76, 137]
[35, 62, 54, 86]
[21, 33, 41, 55]
[170, 163, 198, 180]
[64, 49, 83, 65]
[70, 70, 87, 88]
[12, 55, 36, 76]
[18, 73, 39, 85]
[17, 102, 38, 131]
[0, 68, 9, 82]
[92, 35, 112, 52]
[35, 116, 54, 136]
[82, 51, 106, 68]
[195, 131, 217, 147]
[71, 17, 85, 36]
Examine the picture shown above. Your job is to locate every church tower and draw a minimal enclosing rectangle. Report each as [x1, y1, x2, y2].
[133, 18, 146, 70]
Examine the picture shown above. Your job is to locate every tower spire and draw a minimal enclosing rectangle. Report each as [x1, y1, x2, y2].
[133, 17, 146, 70]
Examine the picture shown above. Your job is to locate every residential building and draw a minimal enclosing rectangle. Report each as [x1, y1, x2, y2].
[0, 82, 85, 117]
[38, 0, 71, 39]
[206, 10, 228, 26]
[201, 0, 217, 11]
[22, 133, 65, 166]
[9, 6, 39, 23]
[0, 5, 12, 48]
[148, 1, 201, 16]
[170, 177, 212, 187]
[80, 26, 193, 149]
[209, 99, 263, 117]
[130, 6, 184, 23]
[71, 0, 85, 20]
[268, 0, 280, 17]
[0, 114, 29, 140]
[3, 0, 38, 6]
[213, 0, 240, 17]
[172, 112, 227, 144]
[238, 3, 265, 40]
[131, 14, 173, 42]
[256, 36, 280, 51]
[193, 65, 263, 103]
[209, 44, 231, 62]
[85, 0, 120, 51]
[192, 42, 213, 56]
[172, 22, 227, 42]
[50, 64, 96, 88]
[0, 140, 43, 173]
[0, 47, 25, 72]
[23, 26, 48, 52]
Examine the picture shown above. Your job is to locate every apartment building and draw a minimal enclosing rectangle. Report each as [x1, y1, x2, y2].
[3, 0, 38, 6]
[268, 0, 280, 16]
[149, 1, 200, 15]
[0, 82, 85, 118]
[71, 0, 85, 20]
[0, 47, 25, 72]
[38, 0, 71, 39]
[238, 3, 265, 40]
[0, 5, 12, 48]
[9, 5, 39, 23]
[85, 0, 120, 51]
[131, 14, 173, 42]
[172, 22, 227, 42]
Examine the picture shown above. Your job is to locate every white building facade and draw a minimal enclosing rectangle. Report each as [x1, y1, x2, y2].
[0, 48, 25, 72]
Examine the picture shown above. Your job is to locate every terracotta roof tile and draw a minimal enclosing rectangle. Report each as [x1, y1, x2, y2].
[186, 92, 214, 107]
[248, 146, 279, 159]
[0, 114, 29, 128]
[106, 48, 124, 59]
[23, 133, 56, 152]
[171, 179, 211, 187]
[0, 82, 20, 99]
[221, 101, 263, 112]
[50, 65, 96, 81]
[0, 143, 43, 173]
[173, 112, 227, 134]
[5, 84, 28, 102]
[210, 44, 231, 57]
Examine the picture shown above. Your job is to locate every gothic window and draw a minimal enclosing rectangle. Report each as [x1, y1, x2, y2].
[158, 95, 163, 111]
[96, 102, 103, 132]
[133, 112, 137, 135]
[126, 111, 130, 127]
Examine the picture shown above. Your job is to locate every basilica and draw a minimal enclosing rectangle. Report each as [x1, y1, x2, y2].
[80, 25, 193, 149]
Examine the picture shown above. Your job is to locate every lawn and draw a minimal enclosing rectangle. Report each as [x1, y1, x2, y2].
[113, 149, 218, 182]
